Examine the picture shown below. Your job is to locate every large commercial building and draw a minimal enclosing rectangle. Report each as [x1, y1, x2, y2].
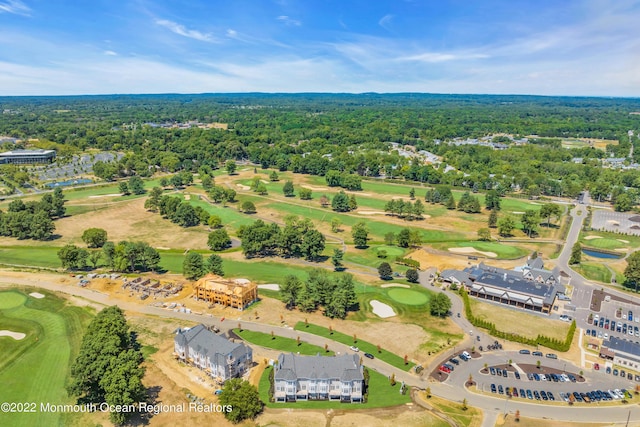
[0, 149, 56, 164]
[193, 274, 258, 310]
[441, 259, 563, 314]
[600, 337, 640, 371]
[174, 324, 253, 382]
[273, 353, 364, 403]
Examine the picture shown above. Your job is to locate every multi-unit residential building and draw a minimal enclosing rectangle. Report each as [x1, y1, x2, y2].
[273, 353, 364, 403]
[174, 324, 253, 382]
[193, 274, 258, 310]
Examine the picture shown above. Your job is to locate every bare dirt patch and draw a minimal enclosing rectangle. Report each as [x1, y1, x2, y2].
[380, 283, 410, 288]
[584, 235, 602, 240]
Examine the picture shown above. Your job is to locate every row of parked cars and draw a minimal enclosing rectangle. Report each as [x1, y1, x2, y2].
[440, 351, 471, 373]
[559, 389, 633, 403]
[490, 384, 556, 401]
[591, 313, 640, 338]
[518, 349, 558, 359]
[489, 367, 520, 379]
[527, 372, 577, 382]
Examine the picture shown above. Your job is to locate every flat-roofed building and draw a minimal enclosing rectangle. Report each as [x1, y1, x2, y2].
[601, 337, 640, 371]
[0, 149, 56, 164]
[193, 274, 258, 310]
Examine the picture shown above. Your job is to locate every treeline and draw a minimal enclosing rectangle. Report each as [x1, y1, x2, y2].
[58, 240, 161, 272]
[459, 287, 576, 352]
[3, 94, 640, 210]
[279, 270, 358, 319]
[238, 217, 325, 261]
[0, 187, 64, 240]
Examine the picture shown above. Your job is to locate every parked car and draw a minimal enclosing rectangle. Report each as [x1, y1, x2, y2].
[490, 367, 496, 375]
[594, 363, 600, 370]
[519, 349, 530, 355]
[629, 311, 634, 321]
[498, 385, 504, 394]
[613, 368, 619, 376]
[568, 374, 577, 382]
[532, 351, 543, 356]
[364, 352, 374, 359]
[526, 389, 533, 399]
[514, 371, 521, 380]
[449, 357, 459, 365]
[540, 390, 548, 400]
[533, 390, 541, 400]
[491, 384, 497, 393]
[350, 346, 359, 352]
[546, 353, 558, 359]
[547, 391, 555, 401]
[606, 366, 612, 374]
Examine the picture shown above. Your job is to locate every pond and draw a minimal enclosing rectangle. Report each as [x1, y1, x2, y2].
[582, 249, 623, 259]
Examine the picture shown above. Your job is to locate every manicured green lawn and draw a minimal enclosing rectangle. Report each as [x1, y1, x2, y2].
[234, 329, 334, 356]
[574, 262, 612, 283]
[343, 245, 408, 269]
[580, 230, 640, 249]
[387, 288, 429, 305]
[258, 365, 412, 409]
[0, 246, 61, 268]
[432, 241, 528, 259]
[293, 322, 415, 370]
[0, 289, 93, 427]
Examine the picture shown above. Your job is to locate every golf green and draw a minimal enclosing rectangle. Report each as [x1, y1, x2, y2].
[0, 291, 27, 309]
[387, 288, 428, 305]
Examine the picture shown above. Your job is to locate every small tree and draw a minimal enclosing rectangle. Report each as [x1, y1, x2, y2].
[282, 180, 295, 197]
[377, 344, 381, 353]
[425, 387, 431, 398]
[324, 343, 328, 352]
[225, 160, 236, 175]
[296, 336, 301, 346]
[329, 325, 333, 335]
[515, 409, 520, 422]
[353, 333, 357, 343]
[271, 331, 275, 340]
[477, 228, 491, 241]
[406, 269, 419, 283]
[569, 242, 582, 265]
[536, 360, 541, 369]
[331, 217, 341, 233]
[404, 354, 408, 365]
[390, 373, 396, 386]
[304, 318, 308, 327]
[378, 262, 393, 280]
[238, 322, 242, 332]
[241, 201, 257, 214]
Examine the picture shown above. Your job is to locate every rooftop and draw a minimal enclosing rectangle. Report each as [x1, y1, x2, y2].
[0, 149, 55, 156]
[606, 336, 640, 358]
[275, 353, 363, 382]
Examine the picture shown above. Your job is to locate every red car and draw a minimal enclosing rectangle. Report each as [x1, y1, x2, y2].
[594, 363, 600, 370]
[439, 365, 451, 373]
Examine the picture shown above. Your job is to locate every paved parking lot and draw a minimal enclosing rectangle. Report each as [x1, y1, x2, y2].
[440, 349, 638, 406]
[591, 210, 640, 235]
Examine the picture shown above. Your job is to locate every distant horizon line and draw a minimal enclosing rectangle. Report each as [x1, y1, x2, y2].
[1, 91, 639, 100]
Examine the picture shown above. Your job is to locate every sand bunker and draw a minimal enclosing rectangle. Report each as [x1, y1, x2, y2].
[370, 300, 396, 318]
[260, 180, 270, 184]
[380, 283, 410, 288]
[236, 184, 250, 190]
[258, 284, 280, 291]
[584, 236, 602, 240]
[29, 292, 45, 299]
[0, 330, 26, 340]
[88, 193, 121, 198]
[512, 211, 525, 214]
[448, 247, 498, 258]
[615, 248, 629, 253]
[184, 194, 191, 200]
[617, 239, 630, 244]
[357, 211, 388, 215]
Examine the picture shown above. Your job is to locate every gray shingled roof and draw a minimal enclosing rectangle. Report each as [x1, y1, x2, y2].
[527, 257, 545, 269]
[275, 353, 363, 382]
[175, 324, 250, 361]
[607, 336, 640, 358]
[476, 272, 556, 300]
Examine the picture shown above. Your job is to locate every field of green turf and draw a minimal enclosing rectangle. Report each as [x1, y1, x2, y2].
[233, 329, 335, 356]
[387, 288, 429, 305]
[574, 262, 612, 283]
[432, 241, 529, 259]
[0, 289, 93, 427]
[258, 365, 413, 409]
[581, 230, 640, 249]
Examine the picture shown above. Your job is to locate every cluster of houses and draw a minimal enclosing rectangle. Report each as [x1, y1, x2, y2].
[174, 324, 364, 403]
[441, 258, 565, 314]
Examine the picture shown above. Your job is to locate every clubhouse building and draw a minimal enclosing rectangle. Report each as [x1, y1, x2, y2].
[273, 353, 364, 403]
[441, 258, 563, 314]
[600, 337, 640, 371]
[0, 149, 56, 164]
[174, 324, 253, 383]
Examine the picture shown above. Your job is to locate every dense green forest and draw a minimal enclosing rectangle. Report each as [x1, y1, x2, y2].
[1, 93, 640, 207]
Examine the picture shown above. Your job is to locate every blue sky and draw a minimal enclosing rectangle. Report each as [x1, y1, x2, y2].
[0, 0, 639, 96]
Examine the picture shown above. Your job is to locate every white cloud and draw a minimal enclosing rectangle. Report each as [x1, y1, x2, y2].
[378, 14, 394, 30]
[0, 0, 30, 16]
[277, 15, 301, 26]
[155, 19, 217, 43]
[399, 52, 489, 63]
[103, 50, 117, 56]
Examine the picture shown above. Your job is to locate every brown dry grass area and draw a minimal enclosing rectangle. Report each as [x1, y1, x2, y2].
[407, 249, 523, 272]
[56, 197, 208, 249]
[469, 299, 570, 341]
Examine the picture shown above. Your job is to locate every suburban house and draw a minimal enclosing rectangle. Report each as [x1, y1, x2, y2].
[174, 324, 253, 382]
[600, 337, 640, 371]
[193, 274, 258, 310]
[0, 149, 56, 164]
[442, 259, 562, 314]
[273, 353, 364, 403]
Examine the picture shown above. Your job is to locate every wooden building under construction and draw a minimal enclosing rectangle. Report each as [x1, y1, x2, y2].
[193, 274, 258, 310]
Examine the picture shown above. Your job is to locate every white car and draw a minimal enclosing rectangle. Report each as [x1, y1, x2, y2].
[350, 346, 359, 352]
[604, 333, 609, 340]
